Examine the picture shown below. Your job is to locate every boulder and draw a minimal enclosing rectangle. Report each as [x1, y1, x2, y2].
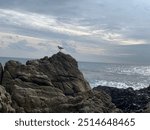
[0, 85, 15, 112]
[94, 85, 150, 112]
[1, 52, 119, 112]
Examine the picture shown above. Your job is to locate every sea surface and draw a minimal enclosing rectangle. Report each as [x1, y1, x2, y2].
[0, 57, 150, 90]
[79, 62, 150, 90]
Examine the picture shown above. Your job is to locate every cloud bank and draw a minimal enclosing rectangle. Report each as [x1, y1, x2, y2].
[0, 0, 150, 63]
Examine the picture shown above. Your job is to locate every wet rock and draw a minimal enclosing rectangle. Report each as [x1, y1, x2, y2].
[94, 85, 150, 112]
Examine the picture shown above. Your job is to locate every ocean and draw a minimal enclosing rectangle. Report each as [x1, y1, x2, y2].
[0, 57, 150, 90]
[79, 62, 150, 90]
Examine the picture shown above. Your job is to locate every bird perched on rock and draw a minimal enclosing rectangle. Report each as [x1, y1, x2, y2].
[58, 46, 64, 52]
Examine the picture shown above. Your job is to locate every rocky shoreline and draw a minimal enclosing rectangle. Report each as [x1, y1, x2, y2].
[0, 52, 149, 113]
[94, 85, 150, 112]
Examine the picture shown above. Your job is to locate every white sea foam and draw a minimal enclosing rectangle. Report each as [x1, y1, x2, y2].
[108, 66, 150, 76]
[79, 62, 150, 90]
[90, 80, 148, 90]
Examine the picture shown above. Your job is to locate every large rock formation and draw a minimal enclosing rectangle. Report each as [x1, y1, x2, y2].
[94, 85, 150, 112]
[1, 52, 120, 112]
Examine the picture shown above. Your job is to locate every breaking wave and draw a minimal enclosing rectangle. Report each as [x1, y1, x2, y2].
[90, 80, 149, 90]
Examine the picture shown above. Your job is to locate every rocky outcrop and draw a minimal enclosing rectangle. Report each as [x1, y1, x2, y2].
[0, 85, 15, 112]
[0, 63, 3, 84]
[1, 52, 119, 112]
[94, 85, 150, 112]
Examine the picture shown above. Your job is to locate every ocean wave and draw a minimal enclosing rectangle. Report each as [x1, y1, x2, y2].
[90, 80, 148, 90]
[107, 66, 150, 76]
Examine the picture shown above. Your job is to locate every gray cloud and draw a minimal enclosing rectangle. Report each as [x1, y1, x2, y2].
[8, 40, 37, 51]
[0, 0, 150, 63]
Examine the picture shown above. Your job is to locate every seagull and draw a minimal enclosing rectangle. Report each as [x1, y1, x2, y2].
[58, 46, 64, 52]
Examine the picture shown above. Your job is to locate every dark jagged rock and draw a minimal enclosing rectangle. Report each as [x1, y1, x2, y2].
[94, 85, 150, 112]
[0, 63, 3, 84]
[0, 85, 15, 112]
[1, 52, 120, 113]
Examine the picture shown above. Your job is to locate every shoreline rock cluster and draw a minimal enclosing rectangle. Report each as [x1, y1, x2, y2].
[0, 52, 119, 113]
[94, 85, 150, 112]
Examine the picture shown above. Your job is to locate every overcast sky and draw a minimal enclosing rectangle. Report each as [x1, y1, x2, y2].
[0, 0, 150, 64]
